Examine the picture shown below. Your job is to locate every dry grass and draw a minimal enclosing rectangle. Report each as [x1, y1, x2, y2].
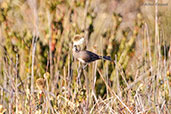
[0, 0, 170, 113]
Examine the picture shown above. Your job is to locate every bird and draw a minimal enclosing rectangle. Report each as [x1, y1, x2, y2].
[72, 45, 112, 64]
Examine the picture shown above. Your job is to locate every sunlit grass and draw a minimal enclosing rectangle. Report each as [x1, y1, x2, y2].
[0, 0, 170, 113]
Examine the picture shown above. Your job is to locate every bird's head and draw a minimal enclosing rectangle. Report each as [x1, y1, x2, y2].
[73, 34, 85, 45]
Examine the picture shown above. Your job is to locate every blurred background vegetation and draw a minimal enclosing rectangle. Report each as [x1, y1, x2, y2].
[0, 0, 170, 113]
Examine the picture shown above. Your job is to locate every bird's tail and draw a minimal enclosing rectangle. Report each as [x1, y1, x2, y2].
[99, 56, 112, 61]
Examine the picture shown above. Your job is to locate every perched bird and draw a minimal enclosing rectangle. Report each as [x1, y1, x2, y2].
[72, 45, 111, 64]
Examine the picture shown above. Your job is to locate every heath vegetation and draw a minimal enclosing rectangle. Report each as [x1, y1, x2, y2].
[0, 0, 170, 113]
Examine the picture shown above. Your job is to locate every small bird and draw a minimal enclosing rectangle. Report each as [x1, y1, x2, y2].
[72, 45, 111, 64]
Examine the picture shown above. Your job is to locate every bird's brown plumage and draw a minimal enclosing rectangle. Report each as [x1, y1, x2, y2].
[72, 45, 111, 63]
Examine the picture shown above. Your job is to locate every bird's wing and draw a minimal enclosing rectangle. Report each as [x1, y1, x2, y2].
[79, 50, 100, 62]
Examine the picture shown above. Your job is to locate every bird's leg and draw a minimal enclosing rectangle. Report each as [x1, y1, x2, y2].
[77, 63, 88, 86]
[83, 63, 88, 70]
[77, 61, 81, 73]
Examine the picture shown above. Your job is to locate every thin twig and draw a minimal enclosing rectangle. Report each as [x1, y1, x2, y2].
[97, 69, 133, 114]
[47, 11, 53, 81]
[31, 35, 38, 95]
[84, 0, 90, 49]
[124, 67, 153, 91]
